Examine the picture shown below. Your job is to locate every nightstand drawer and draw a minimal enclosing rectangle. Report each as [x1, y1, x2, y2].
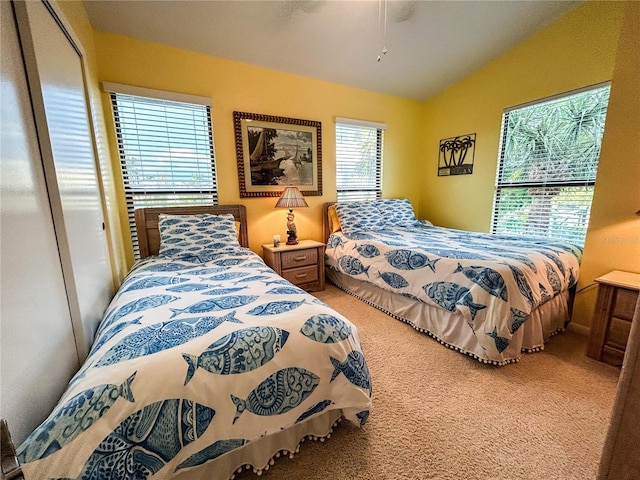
[282, 265, 319, 285]
[606, 317, 632, 350]
[601, 345, 625, 366]
[281, 248, 318, 269]
[612, 288, 637, 319]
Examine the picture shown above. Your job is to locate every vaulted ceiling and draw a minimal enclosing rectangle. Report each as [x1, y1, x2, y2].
[84, 0, 583, 102]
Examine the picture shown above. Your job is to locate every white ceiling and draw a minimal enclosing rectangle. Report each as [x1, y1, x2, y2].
[83, 0, 583, 102]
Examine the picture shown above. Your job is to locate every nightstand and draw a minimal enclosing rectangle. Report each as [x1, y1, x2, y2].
[586, 270, 640, 366]
[262, 240, 325, 292]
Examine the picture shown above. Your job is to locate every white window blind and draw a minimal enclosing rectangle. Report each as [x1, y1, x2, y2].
[108, 88, 218, 258]
[335, 118, 385, 202]
[491, 83, 610, 246]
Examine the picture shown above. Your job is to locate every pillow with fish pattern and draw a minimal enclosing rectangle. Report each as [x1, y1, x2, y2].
[334, 201, 385, 237]
[376, 198, 419, 227]
[158, 213, 241, 257]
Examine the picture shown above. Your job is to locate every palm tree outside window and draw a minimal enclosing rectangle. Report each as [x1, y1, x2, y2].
[492, 83, 611, 246]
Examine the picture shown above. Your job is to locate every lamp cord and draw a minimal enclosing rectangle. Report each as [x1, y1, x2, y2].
[575, 282, 598, 295]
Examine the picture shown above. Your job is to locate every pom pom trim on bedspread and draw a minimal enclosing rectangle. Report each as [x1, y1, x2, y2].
[327, 278, 565, 367]
[228, 418, 343, 479]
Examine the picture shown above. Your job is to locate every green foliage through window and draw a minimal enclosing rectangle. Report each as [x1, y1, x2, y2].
[492, 84, 610, 246]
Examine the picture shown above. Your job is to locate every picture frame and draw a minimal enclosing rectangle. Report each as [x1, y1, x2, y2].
[438, 133, 476, 176]
[233, 111, 323, 197]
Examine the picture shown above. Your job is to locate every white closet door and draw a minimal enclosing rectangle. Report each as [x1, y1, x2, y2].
[14, 0, 114, 360]
[0, 0, 80, 444]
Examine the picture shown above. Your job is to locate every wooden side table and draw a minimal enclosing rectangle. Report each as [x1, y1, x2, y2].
[262, 240, 325, 292]
[586, 270, 640, 366]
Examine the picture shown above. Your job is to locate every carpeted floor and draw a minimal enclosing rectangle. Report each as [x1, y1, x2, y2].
[236, 284, 621, 480]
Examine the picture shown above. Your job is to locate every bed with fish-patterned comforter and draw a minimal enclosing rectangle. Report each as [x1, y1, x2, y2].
[17, 248, 372, 479]
[325, 219, 581, 365]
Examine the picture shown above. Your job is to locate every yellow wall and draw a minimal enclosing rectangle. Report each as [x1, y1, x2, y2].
[573, 1, 640, 328]
[92, 31, 424, 265]
[419, 0, 624, 233]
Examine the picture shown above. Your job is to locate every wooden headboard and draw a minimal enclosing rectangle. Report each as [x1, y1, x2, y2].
[134, 205, 249, 259]
[322, 202, 337, 244]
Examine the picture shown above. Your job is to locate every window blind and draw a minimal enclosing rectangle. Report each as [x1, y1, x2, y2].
[491, 84, 610, 246]
[109, 91, 218, 258]
[335, 119, 385, 202]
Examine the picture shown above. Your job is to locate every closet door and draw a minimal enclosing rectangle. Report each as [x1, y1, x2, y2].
[0, 0, 79, 444]
[13, 0, 113, 360]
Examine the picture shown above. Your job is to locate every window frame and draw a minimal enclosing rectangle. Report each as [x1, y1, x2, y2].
[491, 82, 611, 246]
[103, 83, 218, 258]
[335, 117, 386, 202]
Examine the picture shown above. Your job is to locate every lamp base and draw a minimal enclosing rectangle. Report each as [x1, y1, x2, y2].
[286, 230, 298, 245]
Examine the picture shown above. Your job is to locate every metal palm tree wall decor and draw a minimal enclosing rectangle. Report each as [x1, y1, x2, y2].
[438, 133, 476, 176]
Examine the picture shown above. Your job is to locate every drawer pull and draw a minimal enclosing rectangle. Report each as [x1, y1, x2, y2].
[293, 256, 306, 261]
[295, 273, 308, 278]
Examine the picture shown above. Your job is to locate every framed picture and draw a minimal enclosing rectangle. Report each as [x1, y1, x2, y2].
[438, 133, 476, 176]
[234, 111, 323, 197]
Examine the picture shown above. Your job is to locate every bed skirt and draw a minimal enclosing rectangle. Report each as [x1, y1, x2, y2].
[326, 269, 570, 366]
[176, 408, 344, 479]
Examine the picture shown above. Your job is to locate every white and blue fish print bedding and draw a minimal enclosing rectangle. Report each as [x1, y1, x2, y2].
[18, 248, 371, 479]
[326, 224, 581, 363]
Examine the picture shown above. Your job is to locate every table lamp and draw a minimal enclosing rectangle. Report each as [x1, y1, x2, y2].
[275, 186, 308, 245]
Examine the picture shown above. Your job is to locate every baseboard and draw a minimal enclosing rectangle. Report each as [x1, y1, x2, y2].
[567, 322, 590, 336]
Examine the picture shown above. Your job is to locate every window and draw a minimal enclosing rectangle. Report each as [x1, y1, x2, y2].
[104, 84, 218, 258]
[335, 118, 385, 202]
[492, 84, 610, 246]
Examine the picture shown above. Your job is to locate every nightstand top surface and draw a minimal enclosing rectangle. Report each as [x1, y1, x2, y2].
[595, 270, 640, 290]
[262, 239, 325, 253]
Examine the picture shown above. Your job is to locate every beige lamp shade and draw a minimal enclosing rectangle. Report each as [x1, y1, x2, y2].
[275, 186, 309, 209]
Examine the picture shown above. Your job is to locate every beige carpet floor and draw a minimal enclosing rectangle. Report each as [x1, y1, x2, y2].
[236, 284, 621, 480]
